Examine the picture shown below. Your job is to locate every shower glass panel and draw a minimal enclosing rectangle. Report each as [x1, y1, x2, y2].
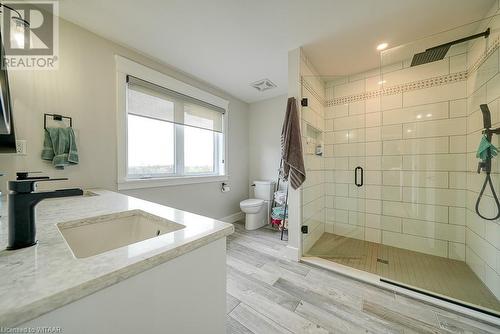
[302, 15, 500, 316]
[300, 71, 328, 253]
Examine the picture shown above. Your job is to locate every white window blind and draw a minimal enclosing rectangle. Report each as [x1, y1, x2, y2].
[127, 75, 225, 131]
[127, 82, 175, 122]
[184, 103, 223, 133]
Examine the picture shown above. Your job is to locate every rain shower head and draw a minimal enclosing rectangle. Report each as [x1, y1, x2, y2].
[410, 28, 490, 67]
[411, 44, 452, 67]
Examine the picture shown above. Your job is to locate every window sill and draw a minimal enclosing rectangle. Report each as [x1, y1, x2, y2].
[117, 175, 229, 190]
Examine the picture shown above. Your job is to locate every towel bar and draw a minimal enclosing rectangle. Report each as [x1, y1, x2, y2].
[44, 113, 72, 129]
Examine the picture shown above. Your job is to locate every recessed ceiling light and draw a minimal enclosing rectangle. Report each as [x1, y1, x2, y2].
[426, 113, 432, 117]
[416, 114, 422, 119]
[377, 42, 388, 51]
[250, 78, 277, 92]
[378, 80, 386, 85]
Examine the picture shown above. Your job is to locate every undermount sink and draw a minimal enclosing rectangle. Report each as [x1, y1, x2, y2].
[57, 210, 185, 258]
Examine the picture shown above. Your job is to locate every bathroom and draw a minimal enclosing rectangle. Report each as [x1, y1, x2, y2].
[0, 0, 500, 333]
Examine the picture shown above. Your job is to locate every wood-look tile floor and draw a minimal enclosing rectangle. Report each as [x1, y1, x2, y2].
[226, 222, 500, 334]
[305, 232, 500, 314]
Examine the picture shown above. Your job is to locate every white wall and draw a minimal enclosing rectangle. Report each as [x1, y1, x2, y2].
[248, 95, 287, 189]
[0, 18, 249, 220]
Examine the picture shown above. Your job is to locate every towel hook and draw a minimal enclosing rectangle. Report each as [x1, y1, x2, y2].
[44, 113, 72, 129]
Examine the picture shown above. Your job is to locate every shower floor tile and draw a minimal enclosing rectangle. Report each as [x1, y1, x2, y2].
[306, 232, 500, 314]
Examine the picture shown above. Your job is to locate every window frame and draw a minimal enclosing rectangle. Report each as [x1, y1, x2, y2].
[116, 56, 229, 190]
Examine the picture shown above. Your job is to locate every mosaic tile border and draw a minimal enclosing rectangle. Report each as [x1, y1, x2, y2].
[312, 36, 500, 107]
[327, 71, 467, 106]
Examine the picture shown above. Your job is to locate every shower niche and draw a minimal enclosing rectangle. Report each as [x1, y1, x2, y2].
[300, 14, 500, 317]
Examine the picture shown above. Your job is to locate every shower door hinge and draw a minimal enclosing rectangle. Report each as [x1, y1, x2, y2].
[301, 225, 308, 234]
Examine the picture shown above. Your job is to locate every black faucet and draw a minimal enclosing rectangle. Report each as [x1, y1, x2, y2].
[6, 172, 83, 250]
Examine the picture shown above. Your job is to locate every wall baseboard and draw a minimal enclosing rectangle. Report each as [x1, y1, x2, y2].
[220, 211, 244, 223]
[283, 245, 299, 261]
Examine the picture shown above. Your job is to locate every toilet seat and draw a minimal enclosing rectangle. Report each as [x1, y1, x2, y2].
[240, 198, 264, 208]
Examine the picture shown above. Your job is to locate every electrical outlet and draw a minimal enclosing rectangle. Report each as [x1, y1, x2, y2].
[15, 140, 27, 155]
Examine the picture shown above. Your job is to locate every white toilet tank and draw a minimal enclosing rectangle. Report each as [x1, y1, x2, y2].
[253, 180, 275, 200]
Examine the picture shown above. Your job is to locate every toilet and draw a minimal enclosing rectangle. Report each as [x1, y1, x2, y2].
[240, 180, 275, 230]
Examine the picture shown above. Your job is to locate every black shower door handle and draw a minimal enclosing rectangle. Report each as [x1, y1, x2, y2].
[355, 166, 363, 187]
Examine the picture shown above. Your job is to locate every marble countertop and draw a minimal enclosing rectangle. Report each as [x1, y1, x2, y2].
[0, 189, 234, 327]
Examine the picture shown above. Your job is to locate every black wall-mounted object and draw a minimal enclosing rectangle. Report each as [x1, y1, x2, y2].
[44, 113, 72, 129]
[411, 28, 490, 67]
[354, 166, 364, 187]
[0, 32, 16, 153]
[301, 225, 308, 234]
[475, 104, 500, 221]
[301, 98, 308, 107]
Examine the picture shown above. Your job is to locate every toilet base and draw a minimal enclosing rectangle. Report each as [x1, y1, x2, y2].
[244, 209, 268, 230]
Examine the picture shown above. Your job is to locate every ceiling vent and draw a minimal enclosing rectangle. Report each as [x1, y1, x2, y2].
[251, 78, 277, 92]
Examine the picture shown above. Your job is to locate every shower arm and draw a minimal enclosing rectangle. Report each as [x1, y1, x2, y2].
[428, 28, 490, 53]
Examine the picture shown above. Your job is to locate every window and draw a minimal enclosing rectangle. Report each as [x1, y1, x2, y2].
[124, 75, 226, 184]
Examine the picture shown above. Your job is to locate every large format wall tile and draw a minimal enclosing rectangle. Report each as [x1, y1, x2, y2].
[382, 230, 449, 257]
[403, 81, 466, 107]
[383, 102, 449, 125]
[382, 201, 449, 223]
[383, 137, 449, 155]
[402, 118, 466, 139]
[402, 219, 465, 243]
[402, 154, 466, 171]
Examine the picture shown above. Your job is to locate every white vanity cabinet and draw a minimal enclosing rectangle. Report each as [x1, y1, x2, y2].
[21, 238, 227, 334]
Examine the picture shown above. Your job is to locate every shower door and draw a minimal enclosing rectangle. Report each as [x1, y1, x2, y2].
[322, 101, 375, 269]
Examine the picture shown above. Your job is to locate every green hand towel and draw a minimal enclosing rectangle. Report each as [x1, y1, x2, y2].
[476, 134, 498, 162]
[41, 127, 79, 169]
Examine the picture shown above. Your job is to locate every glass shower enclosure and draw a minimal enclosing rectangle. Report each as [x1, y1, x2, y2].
[301, 15, 500, 317]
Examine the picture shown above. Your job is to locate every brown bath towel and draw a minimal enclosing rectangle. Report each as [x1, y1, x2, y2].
[281, 97, 306, 189]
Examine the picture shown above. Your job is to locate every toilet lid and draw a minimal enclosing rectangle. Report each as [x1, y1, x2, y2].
[241, 198, 264, 207]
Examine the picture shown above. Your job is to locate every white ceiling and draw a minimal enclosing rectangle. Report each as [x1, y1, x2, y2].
[57, 0, 495, 103]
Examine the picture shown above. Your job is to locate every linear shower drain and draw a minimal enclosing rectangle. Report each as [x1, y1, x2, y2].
[377, 258, 389, 264]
